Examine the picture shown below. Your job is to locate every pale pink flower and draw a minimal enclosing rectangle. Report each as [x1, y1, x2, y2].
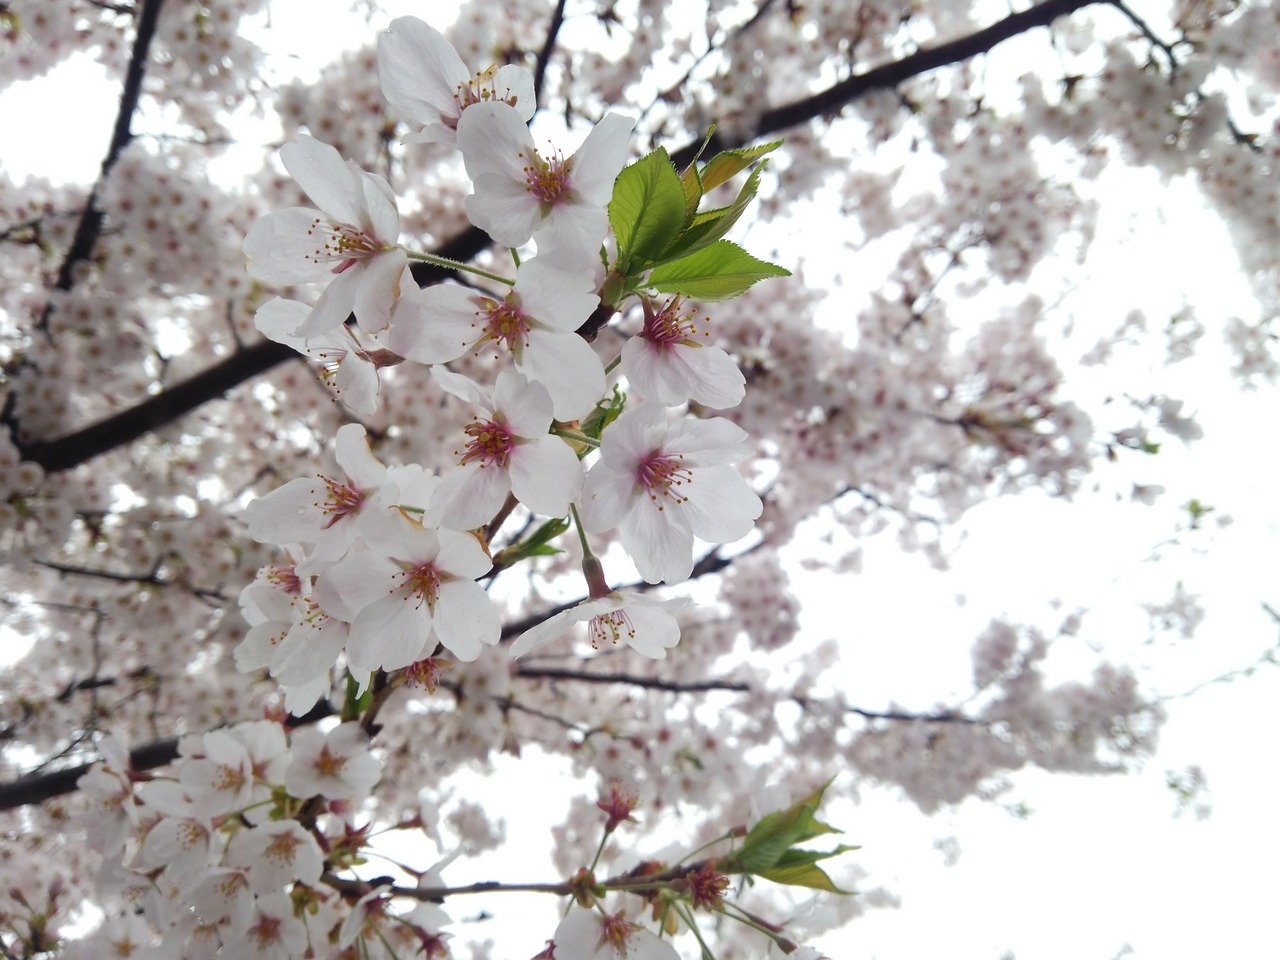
[284, 722, 381, 801]
[242, 892, 308, 960]
[243, 135, 406, 336]
[457, 103, 634, 252]
[386, 253, 605, 420]
[77, 734, 137, 857]
[226, 820, 324, 895]
[254, 297, 391, 415]
[319, 519, 499, 669]
[579, 403, 762, 584]
[553, 908, 678, 960]
[189, 869, 254, 938]
[245, 423, 388, 572]
[621, 297, 745, 409]
[378, 16, 535, 148]
[426, 368, 583, 529]
[178, 730, 255, 817]
[509, 591, 689, 659]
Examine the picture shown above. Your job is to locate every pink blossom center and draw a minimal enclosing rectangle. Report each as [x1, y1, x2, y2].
[314, 745, 348, 777]
[266, 565, 303, 594]
[474, 298, 532, 356]
[642, 296, 708, 349]
[250, 914, 282, 948]
[589, 609, 636, 649]
[402, 562, 443, 609]
[266, 830, 302, 865]
[306, 217, 380, 274]
[636, 451, 692, 509]
[521, 147, 571, 206]
[316, 477, 365, 529]
[459, 417, 515, 468]
[600, 914, 637, 952]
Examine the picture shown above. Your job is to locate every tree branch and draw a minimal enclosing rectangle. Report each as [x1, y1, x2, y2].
[38, 0, 166, 334]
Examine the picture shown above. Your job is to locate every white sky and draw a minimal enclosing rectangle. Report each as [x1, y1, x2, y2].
[2, 2, 1278, 958]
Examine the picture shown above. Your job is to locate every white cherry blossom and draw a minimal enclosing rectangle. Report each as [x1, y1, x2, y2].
[245, 423, 389, 573]
[509, 591, 690, 659]
[319, 519, 499, 668]
[456, 102, 635, 253]
[552, 908, 678, 960]
[621, 296, 745, 409]
[226, 820, 323, 895]
[378, 16, 535, 148]
[284, 722, 381, 801]
[243, 135, 406, 336]
[426, 368, 583, 529]
[386, 253, 605, 419]
[579, 403, 762, 584]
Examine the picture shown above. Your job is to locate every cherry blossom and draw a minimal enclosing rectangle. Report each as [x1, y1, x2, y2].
[284, 722, 381, 801]
[254, 297, 393, 415]
[509, 591, 690, 659]
[243, 134, 406, 336]
[386, 253, 605, 419]
[552, 908, 679, 960]
[456, 102, 635, 252]
[579, 403, 762, 584]
[319, 519, 499, 668]
[225, 820, 324, 895]
[426, 368, 583, 529]
[621, 296, 746, 409]
[378, 16, 535, 148]
[245, 423, 389, 572]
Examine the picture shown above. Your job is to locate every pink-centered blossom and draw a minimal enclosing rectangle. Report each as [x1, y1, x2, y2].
[426, 368, 583, 529]
[621, 296, 746, 409]
[552, 908, 678, 960]
[243, 134, 406, 336]
[319, 518, 499, 669]
[579, 403, 762, 584]
[284, 722, 381, 801]
[457, 102, 635, 253]
[386, 253, 605, 420]
[245, 423, 388, 573]
[378, 16, 535, 148]
[508, 591, 689, 659]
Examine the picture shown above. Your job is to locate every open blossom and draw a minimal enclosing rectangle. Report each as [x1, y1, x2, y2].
[245, 423, 388, 573]
[378, 16, 535, 148]
[284, 722, 381, 801]
[385, 253, 605, 420]
[226, 820, 324, 895]
[579, 403, 762, 584]
[553, 908, 678, 960]
[255, 297, 398, 415]
[508, 591, 690, 659]
[457, 102, 635, 253]
[243, 134, 406, 336]
[426, 368, 583, 529]
[621, 296, 745, 409]
[319, 518, 499, 669]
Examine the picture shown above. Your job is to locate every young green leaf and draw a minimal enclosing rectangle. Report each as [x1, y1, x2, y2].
[698, 139, 783, 193]
[609, 148, 688, 274]
[756, 845, 860, 894]
[647, 240, 790, 301]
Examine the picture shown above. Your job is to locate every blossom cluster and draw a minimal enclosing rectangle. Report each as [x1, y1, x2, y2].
[237, 16, 768, 714]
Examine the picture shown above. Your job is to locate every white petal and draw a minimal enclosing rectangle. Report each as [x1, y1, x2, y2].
[385, 283, 481, 364]
[466, 173, 543, 248]
[620, 499, 695, 584]
[681, 466, 762, 543]
[507, 608, 580, 658]
[297, 267, 359, 337]
[352, 248, 407, 334]
[348, 595, 430, 672]
[281, 135, 365, 225]
[334, 423, 385, 489]
[432, 579, 500, 661]
[508, 436, 581, 518]
[427, 462, 510, 531]
[378, 17, 470, 139]
[577, 464, 635, 533]
[568, 113, 637, 204]
[520, 328, 605, 420]
[242, 208, 335, 285]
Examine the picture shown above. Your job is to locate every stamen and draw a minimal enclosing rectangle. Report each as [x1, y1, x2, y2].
[589, 609, 637, 649]
[315, 477, 365, 529]
[635, 452, 692, 510]
[305, 217, 380, 274]
[459, 417, 515, 468]
[642, 296, 710, 348]
[519, 146, 571, 206]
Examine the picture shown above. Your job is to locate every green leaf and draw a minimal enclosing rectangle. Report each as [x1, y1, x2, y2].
[647, 240, 790, 301]
[729, 778, 841, 874]
[698, 140, 783, 193]
[757, 845, 860, 894]
[580, 384, 627, 442]
[609, 148, 688, 274]
[659, 162, 767, 262]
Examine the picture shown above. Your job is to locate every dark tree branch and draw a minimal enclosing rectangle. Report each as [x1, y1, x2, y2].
[532, 0, 569, 104]
[38, 0, 166, 334]
[671, 0, 1100, 167]
[12, 0, 1100, 473]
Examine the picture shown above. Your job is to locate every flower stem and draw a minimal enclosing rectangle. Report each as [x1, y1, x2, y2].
[553, 427, 600, 448]
[404, 250, 515, 286]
